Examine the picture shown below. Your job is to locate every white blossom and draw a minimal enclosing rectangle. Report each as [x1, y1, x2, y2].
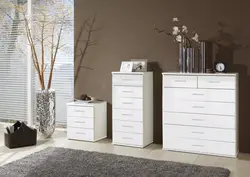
[172, 17, 179, 22]
[192, 33, 199, 42]
[182, 25, 188, 33]
[176, 35, 182, 42]
[172, 26, 180, 35]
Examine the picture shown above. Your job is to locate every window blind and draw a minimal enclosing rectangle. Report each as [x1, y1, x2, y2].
[32, 0, 74, 123]
[0, 0, 28, 121]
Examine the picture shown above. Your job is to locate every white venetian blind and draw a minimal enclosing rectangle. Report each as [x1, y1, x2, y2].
[0, 0, 28, 121]
[32, 0, 74, 123]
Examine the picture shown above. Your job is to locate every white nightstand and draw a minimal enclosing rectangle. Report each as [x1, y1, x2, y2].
[67, 101, 107, 142]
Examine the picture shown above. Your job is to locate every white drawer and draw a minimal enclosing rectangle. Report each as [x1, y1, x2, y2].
[67, 128, 94, 141]
[198, 76, 235, 89]
[113, 120, 143, 134]
[67, 117, 94, 129]
[113, 86, 143, 98]
[113, 97, 142, 110]
[164, 124, 235, 142]
[113, 109, 143, 122]
[67, 106, 93, 118]
[163, 75, 197, 88]
[164, 112, 235, 129]
[113, 132, 143, 146]
[113, 74, 143, 86]
[164, 100, 235, 116]
[164, 88, 235, 103]
[163, 137, 236, 157]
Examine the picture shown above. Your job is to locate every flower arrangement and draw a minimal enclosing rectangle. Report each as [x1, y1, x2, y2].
[154, 17, 200, 73]
[154, 17, 199, 47]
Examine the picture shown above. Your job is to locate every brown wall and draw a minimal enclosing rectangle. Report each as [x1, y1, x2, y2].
[75, 0, 250, 153]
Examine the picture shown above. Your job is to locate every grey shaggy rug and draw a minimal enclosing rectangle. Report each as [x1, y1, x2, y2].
[0, 147, 230, 177]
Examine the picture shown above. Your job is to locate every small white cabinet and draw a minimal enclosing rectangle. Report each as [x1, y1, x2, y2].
[162, 73, 238, 157]
[67, 101, 107, 142]
[112, 72, 153, 148]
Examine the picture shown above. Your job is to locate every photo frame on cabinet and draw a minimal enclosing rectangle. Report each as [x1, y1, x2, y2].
[120, 61, 133, 72]
[130, 59, 148, 72]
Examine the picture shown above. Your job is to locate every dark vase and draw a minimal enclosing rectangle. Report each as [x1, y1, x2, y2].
[179, 44, 195, 73]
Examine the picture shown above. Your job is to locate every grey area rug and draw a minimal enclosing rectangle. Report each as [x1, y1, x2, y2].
[0, 147, 230, 177]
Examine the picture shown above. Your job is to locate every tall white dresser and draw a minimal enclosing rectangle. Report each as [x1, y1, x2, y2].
[112, 72, 153, 148]
[67, 101, 107, 142]
[162, 73, 238, 157]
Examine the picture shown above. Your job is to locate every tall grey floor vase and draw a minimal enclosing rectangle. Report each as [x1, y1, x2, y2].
[36, 89, 56, 138]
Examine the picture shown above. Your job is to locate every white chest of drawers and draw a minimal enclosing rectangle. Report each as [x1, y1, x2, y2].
[162, 73, 238, 157]
[112, 72, 153, 148]
[67, 101, 107, 142]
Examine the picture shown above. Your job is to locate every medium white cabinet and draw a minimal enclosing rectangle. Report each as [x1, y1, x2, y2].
[67, 101, 107, 142]
[162, 73, 238, 157]
[112, 72, 153, 148]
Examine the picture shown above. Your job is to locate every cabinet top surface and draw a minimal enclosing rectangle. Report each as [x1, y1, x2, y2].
[112, 71, 153, 75]
[162, 72, 238, 76]
[67, 101, 106, 106]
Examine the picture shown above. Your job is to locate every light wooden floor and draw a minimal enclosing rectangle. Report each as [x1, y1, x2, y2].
[0, 129, 250, 177]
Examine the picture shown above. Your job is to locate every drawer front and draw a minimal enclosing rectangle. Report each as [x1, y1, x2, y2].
[113, 120, 143, 133]
[163, 75, 197, 88]
[164, 112, 235, 129]
[67, 117, 94, 129]
[67, 106, 93, 118]
[113, 74, 143, 86]
[67, 128, 94, 141]
[113, 86, 143, 98]
[164, 88, 235, 103]
[198, 76, 236, 89]
[164, 100, 235, 116]
[113, 132, 143, 146]
[163, 137, 236, 157]
[113, 97, 142, 110]
[113, 109, 143, 122]
[164, 124, 235, 142]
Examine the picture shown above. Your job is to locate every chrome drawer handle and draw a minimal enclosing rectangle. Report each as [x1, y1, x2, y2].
[76, 132, 85, 135]
[174, 80, 186, 83]
[75, 110, 85, 112]
[75, 121, 86, 123]
[192, 106, 204, 109]
[122, 114, 133, 116]
[192, 93, 204, 96]
[122, 102, 133, 105]
[192, 131, 204, 134]
[209, 81, 220, 83]
[122, 137, 133, 140]
[122, 125, 133, 128]
[122, 91, 133, 93]
[192, 144, 204, 147]
[192, 119, 204, 121]
[122, 78, 133, 81]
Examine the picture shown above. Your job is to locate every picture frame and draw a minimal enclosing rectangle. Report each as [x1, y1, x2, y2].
[130, 59, 148, 72]
[120, 61, 133, 72]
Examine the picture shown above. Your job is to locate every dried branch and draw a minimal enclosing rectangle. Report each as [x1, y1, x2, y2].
[41, 13, 46, 89]
[74, 16, 97, 86]
[154, 25, 172, 36]
[74, 20, 88, 62]
[47, 18, 64, 89]
[81, 65, 93, 70]
[1, 1, 73, 90]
